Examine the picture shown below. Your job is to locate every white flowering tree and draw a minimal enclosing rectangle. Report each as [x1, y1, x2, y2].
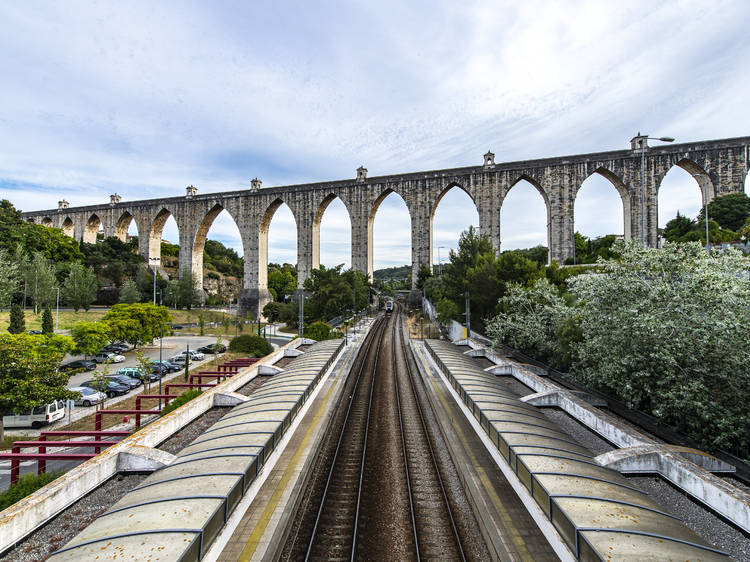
[570, 242, 750, 452]
[488, 241, 750, 454]
[486, 278, 571, 365]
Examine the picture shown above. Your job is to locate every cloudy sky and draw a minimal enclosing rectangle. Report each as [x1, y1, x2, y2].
[1, 1, 749, 269]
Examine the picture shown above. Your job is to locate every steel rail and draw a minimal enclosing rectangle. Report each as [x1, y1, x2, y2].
[391, 308, 421, 560]
[396, 307, 466, 561]
[304, 314, 386, 561]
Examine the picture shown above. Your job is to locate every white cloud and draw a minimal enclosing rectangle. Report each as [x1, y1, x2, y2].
[1, 1, 748, 271]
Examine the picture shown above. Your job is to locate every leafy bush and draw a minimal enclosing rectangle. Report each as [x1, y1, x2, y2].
[161, 389, 202, 416]
[228, 334, 273, 356]
[305, 321, 332, 341]
[0, 472, 61, 511]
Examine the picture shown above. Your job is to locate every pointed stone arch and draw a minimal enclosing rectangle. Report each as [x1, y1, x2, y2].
[368, 188, 412, 280]
[259, 198, 298, 292]
[670, 158, 716, 203]
[576, 167, 632, 240]
[429, 182, 479, 271]
[61, 217, 74, 237]
[312, 193, 352, 270]
[41, 217, 53, 227]
[115, 211, 137, 242]
[83, 214, 102, 244]
[504, 175, 552, 259]
[148, 208, 177, 268]
[191, 203, 244, 290]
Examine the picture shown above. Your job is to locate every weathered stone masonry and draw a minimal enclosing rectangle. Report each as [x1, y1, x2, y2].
[22, 136, 750, 317]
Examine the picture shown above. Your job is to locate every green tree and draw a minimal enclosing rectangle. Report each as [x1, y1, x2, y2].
[663, 212, 695, 242]
[305, 321, 332, 341]
[198, 312, 205, 336]
[71, 322, 110, 357]
[487, 278, 572, 366]
[698, 192, 750, 232]
[134, 350, 153, 392]
[119, 279, 142, 303]
[26, 252, 57, 313]
[176, 271, 200, 309]
[741, 217, 750, 242]
[228, 334, 273, 356]
[0, 333, 75, 439]
[103, 303, 172, 348]
[262, 301, 282, 324]
[416, 263, 432, 290]
[267, 263, 298, 301]
[63, 262, 99, 311]
[569, 241, 750, 452]
[8, 304, 25, 334]
[41, 306, 54, 334]
[0, 249, 19, 309]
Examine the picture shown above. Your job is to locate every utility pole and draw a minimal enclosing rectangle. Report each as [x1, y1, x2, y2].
[465, 290, 471, 338]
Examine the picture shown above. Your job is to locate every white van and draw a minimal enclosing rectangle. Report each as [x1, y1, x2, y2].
[2, 400, 66, 429]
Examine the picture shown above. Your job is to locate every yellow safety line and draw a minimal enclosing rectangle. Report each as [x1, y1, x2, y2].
[413, 344, 535, 562]
[237, 361, 344, 560]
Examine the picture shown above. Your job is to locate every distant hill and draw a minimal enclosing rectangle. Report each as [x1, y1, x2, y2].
[372, 265, 410, 280]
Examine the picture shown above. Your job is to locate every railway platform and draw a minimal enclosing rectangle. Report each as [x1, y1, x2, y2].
[206, 319, 373, 561]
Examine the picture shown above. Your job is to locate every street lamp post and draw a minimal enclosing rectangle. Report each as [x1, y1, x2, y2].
[634, 133, 675, 247]
[149, 258, 159, 304]
[438, 246, 446, 276]
[704, 191, 710, 250]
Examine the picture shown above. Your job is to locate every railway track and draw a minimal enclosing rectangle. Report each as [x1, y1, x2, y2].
[282, 307, 470, 560]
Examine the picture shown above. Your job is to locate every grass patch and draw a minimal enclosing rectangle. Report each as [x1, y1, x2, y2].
[0, 471, 62, 511]
[0, 309, 107, 332]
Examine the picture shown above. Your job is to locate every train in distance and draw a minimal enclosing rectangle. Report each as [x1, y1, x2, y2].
[385, 300, 394, 313]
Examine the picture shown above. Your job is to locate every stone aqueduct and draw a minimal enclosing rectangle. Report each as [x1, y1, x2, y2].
[22, 135, 750, 316]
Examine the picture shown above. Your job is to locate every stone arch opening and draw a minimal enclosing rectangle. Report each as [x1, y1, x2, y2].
[115, 211, 138, 242]
[259, 199, 297, 292]
[41, 217, 53, 227]
[430, 183, 479, 274]
[27, 218, 35, 223]
[313, 194, 352, 269]
[657, 162, 707, 235]
[61, 217, 74, 237]
[148, 208, 179, 270]
[192, 204, 244, 297]
[574, 168, 630, 241]
[83, 214, 102, 244]
[502, 176, 550, 261]
[368, 189, 411, 281]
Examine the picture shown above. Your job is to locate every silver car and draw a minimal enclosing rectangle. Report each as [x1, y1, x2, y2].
[69, 386, 106, 407]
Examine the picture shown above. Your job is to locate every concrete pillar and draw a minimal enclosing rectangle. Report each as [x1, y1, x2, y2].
[351, 206, 369, 279]
[548, 179, 575, 264]
[477, 176, 501, 254]
[240, 215, 272, 320]
[411, 206, 430, 289]
[296, 210, 314, 289]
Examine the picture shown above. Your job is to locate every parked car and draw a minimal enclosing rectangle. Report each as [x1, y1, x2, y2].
[169, 355, 187, 365]
[148, 364, 169, 377]
[82, 380, 129, 398]
[151, 360, 181, 373]
[106, 374, 141, 389]
[2, 400, 66, 429]
[69, 386, 106, 407]
[59, 359, 97, 372]
[27, 329, 43, 335]
[197, 343, 226, 354]
[177, 350, 205, 361]
[117, 366, 158, 383]
[103, 342, 129, 353]
[170, 324, 185, 330]
[92, 351, 125, 363]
